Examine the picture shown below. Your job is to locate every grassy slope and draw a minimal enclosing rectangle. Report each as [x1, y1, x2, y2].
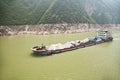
[0, 0, 119, 25]
[38, 0, 95, 24]
[37, 0, 58, 24]
[0, 0, 95, 25]
[0, 0, 54, 25]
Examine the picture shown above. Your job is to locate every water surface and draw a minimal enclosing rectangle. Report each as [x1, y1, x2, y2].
[0, 29, 120, 80]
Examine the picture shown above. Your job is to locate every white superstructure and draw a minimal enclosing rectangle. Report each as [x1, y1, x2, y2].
[97, 30, 112, 39]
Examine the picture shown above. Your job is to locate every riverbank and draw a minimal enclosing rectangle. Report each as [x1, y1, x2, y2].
[0, 24, 120, 36]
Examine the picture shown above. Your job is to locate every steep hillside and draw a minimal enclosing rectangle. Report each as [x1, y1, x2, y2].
[0, 0, 119, 25]
[38, 0, 95, 24]
[0, 0, 54, 25]
[85, 0, 119, 24]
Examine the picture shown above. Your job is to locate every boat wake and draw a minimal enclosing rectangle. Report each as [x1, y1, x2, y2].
[113, 38, 120, 41]
[113, 35, 120, 41]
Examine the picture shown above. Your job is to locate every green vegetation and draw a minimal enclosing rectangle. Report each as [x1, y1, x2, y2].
[0, 0, 119, 25]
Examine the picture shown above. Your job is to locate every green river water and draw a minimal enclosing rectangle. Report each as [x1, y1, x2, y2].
[0, 29, 120, 80]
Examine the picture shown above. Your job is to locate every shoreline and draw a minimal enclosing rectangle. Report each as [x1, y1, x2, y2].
[0, 24, 120, 36]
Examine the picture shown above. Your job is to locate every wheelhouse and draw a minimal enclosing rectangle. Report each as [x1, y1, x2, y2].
[97, 30, 112, 39]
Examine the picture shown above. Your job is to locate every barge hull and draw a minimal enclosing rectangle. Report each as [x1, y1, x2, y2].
[32, 37, 113, 56]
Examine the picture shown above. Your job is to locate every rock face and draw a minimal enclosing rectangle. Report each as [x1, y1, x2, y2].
[0, 24, 119, 36]
[0, 29, 8, 36]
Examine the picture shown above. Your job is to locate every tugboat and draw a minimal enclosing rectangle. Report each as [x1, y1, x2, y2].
[31, 30, 113, 55]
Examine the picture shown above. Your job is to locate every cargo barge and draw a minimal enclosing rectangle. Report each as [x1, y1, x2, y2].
[31, 30, 113, 55]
